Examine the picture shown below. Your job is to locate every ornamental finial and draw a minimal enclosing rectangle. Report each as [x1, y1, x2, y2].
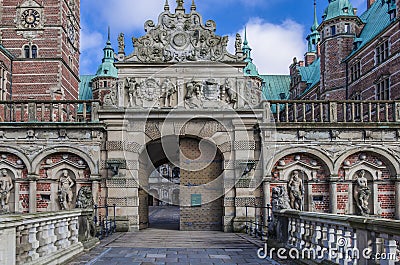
[164, 0, 169, 11]
[191, 0, 196, 11]
[176, 0, 184, 10]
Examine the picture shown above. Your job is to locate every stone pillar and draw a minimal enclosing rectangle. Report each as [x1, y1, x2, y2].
[28, 176, 37, 213]
[329, 175, 339, 214]
[372, 181, 379, 215]
[347, 182, 353, 215]
[393, 175, 400, 220]
[91, 178, 100, 206]
[14, 181, 20, 213]
[263, 176, 272, 226]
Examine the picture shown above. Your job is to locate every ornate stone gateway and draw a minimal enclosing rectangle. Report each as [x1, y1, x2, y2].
[101, 1, 263, 231]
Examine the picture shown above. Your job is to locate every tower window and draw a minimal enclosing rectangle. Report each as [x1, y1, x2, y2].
[24, 45, 30, 58]
[0, 64, 7, 100]
[23, 44, 38, 58]
[345, 23, 351, 33]
[103, 81, 107, 87]
[330, 25, 336, 36]
[31, 45, 37, 58]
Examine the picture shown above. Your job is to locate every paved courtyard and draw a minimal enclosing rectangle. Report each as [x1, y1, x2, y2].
[69, 206, 285, 265]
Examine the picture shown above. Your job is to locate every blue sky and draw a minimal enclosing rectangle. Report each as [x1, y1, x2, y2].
[80, 0, 367, 76]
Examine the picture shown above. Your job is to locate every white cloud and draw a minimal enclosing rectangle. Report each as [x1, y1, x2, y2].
[80, 26, 104, 75]
[230, 18, 307, 75]
[97, 0, 166, 32]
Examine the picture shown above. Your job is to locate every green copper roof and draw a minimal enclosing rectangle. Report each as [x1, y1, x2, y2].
[322, 0, 355, 21]
[95, 28, 118, 78]
[347, 0, 392, 59]
[307, 1, 321, 53]
[297, 58, 320, 97]
[242, 28, 259, 76]
[261, 75, 291, 100]
[78, 75, 94, 101]
[78, 75, 94, 112]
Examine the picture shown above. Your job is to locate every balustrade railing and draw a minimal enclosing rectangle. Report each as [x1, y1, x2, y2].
[0, 100, 100, 123]
[93, 204, 116, 239]
[272, 210, 400, 265]
[0, 210, 91, 265]
[244, 205, 272, 241]
[266, 100, 400, 123]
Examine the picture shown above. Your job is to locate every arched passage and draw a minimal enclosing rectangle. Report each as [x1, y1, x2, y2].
[138, 136, 224, 231]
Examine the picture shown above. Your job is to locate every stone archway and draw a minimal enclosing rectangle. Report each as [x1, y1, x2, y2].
[138, 136, 224, 231]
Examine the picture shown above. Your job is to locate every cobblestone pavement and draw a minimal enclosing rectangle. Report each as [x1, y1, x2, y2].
[68, 207, 286, 265]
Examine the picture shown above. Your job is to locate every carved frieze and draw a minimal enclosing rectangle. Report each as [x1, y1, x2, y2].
[124, 7, 244, 63]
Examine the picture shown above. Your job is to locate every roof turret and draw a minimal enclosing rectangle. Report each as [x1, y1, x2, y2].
[322, 0, 355, 21]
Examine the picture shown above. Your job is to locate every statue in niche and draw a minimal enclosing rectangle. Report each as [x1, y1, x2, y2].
[76, 186, 94, 209]
[353, 170, 371, 216]
[58, 170, 74, 210]
[0, 169, 13, 213]
[288, 170, 304, 210]
[118, 33, 125, 54]
[161, 78, 177, 107]
[126, 77, 141, 107]
[223, 78, 237, 107]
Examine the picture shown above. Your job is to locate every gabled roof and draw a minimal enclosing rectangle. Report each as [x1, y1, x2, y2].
[347, 0, 392, 59]
[260, 75, 291, 100]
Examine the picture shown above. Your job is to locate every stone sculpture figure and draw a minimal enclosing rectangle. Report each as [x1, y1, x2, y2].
[103, 90, 117, 107]
[185, 80, 202, 108]
[0, 169, 13, 213]
[288, 170, 304, 210]
[161, 78, 177, 107]
[269, 186, 290, 241]
[76, 186, 94, 209]
[235, 33, 242, 55]
[126, 77, 140, 107]
[354, 170, 371, 216]
[223, 78, 237, 106]
[59, 170, 74, 210]
[271, 186, 291, 211]
[118, 33, 125, 54]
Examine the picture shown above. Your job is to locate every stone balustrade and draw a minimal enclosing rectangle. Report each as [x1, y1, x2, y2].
[0, 100, 100, 123]
[271, 210, 400, 265]
[265, 100, 400, 123]
[0, 210, 94, 265]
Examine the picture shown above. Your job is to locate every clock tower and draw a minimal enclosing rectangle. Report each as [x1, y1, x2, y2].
[0, 0, 80, 100]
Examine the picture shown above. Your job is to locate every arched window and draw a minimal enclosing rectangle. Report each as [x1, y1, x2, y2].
[23, 44, 38, 58]
[24, 45, 30, 58]
[31, 45, 38, 58]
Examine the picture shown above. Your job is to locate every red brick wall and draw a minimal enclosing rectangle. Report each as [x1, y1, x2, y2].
[0, 0, 80, 100]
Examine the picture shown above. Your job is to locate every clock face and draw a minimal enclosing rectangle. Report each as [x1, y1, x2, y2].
[21, 9, 40, 29]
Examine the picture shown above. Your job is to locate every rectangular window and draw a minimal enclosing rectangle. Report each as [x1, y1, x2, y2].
[376, 78, 390, 100]
[350, 61, 361, 82]
[345, 23, 350, 33]
[376, 40, 389, 65]
[331, 25, 336, 36]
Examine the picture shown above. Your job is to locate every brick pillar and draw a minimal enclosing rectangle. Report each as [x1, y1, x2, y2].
[329, 175, 339, 214]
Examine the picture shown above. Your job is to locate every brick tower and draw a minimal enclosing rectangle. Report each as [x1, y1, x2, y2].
[318, 0, 363, 100]
[0, 0, 80, 100]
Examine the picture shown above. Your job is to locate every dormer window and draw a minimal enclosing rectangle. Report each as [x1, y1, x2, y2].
[343, 7, 349, 13]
